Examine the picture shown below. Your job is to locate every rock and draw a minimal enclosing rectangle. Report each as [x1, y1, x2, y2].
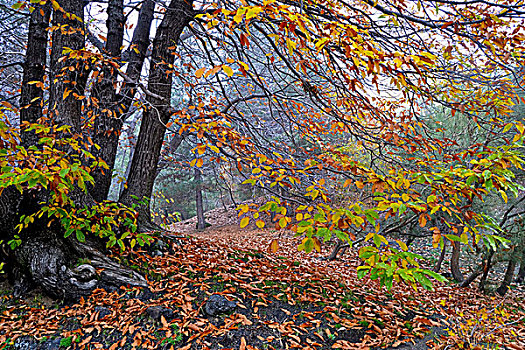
[204, 294, 237, 316]
[14, 336, 38, 350]
[94, 306, 110, 319]
[153, 250, 164, 257]
[146, 306, 174, 321]
[153, 240, 168, 251]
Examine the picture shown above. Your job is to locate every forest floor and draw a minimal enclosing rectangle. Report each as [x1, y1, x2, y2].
[0, 211, 524, 350]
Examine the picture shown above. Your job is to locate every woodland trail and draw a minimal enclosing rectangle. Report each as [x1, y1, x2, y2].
[0, 223, 523, 350]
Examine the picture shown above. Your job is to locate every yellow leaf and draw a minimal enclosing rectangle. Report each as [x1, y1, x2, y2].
[355, 181, 364, 189]
[222, 65, 234, 77]
[196, 158, 203, 167]
[313, 237, 321, 253]
[246, 7, 263, 20]
[419, 214, 427, 227]
[517, 122, 524, 135]
[240, 217, 250, 228]
[256, 220, 265, 229]
[396, 239, 408, 252]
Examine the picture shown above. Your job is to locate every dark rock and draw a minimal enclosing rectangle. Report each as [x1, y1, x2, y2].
[337, 328, 366, 343]
[94, 306, 110, 319]
[137, 289, 155, 302]
[153, 240, 168, 252]
[14, 336, 38, 350]
[204, 294, 237, 316]
[146, 306, 174, 321]
[401, 309, 416, 321]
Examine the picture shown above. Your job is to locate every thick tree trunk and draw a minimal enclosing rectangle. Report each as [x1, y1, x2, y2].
[19, 2, 51, 146]
[90, 0, 155, 202]
[48, 0, 87, 130]
[120, 0, 194, 224]
[89, 0, 125, 202]
[195, 167, 206, 230]
[450, 241, 464, 282]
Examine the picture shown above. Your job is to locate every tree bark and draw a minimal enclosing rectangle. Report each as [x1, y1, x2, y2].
[433, 239, 447, 273]
[195, 167, 206, 230]
[19, 2, 51, 146]
[478, 250, 493, 293]
[496, 258, 517, 296]
[48, 0, 87, 131]
[450, 241, 464, 282]
[329, 240, 349, 261]
[89, 0, 125, 202]
[90, 0, 155, 202]
[516, 250, 525, 284]
[120, 0, 194, 224]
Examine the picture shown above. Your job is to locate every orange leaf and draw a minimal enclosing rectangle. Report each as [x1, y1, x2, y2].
[419, 214, 427, 227]
[195, 67, 206, 78]
[240, 336, 247, 350]
[268, 239, 279, 253]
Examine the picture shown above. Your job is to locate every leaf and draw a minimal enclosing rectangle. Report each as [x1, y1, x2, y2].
[240, 217, 250, 228]
[418, 214, 427, 227]
[268, 239, 279, 253]
[195, 67, 206, 78]
[240, 337, 247, 350]
[222, 65, 234, 77]
[246, 7, 263, 20]
[256, 220, 265, 228]
[63, 89, 72, 100]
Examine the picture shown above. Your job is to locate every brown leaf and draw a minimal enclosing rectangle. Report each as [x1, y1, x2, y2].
[240, 336, 247, 350]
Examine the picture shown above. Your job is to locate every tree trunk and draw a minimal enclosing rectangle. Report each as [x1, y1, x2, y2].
[195, 167, 206, 230]
[19, 2, 51, 146]
[90, 0, 155, 202]
[496, 258, 517, 296]
[48, 0, 87, 131]
[89, 0, 125, 202]
[450, 241, 464, 282]
[328, 240, 349, 261]
[433, 239, 447, 273]
[516, 250, 525, 284]
[120, 0, 194, 225]
[478, 250, 493, 293]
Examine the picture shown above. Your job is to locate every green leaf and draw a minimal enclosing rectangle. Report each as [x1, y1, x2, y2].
[422, 269, 448, 282]
[59, 168, 70, 178]
[75, 230, 85, 242]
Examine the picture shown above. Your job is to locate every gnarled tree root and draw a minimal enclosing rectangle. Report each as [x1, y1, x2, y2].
[12, 232, 147, 301]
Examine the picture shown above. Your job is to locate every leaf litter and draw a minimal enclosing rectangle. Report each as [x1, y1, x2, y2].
[0, 226, 523, 350]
